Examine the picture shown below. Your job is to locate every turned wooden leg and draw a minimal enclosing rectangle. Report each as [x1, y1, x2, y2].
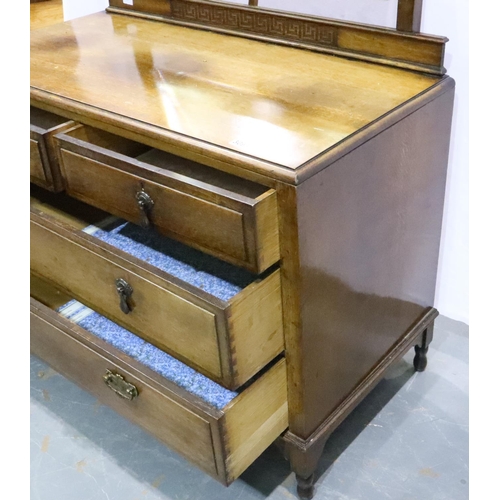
[413, 344, 428, 371]
[296, 473, 315, 499]
[413, 323, 434, 372]
[284, 433, 328, 499]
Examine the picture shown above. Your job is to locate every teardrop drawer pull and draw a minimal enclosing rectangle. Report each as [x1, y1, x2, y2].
[136, 189, 154, 228]
[103, 370, 138, 401]
[115, 278, 133, 314]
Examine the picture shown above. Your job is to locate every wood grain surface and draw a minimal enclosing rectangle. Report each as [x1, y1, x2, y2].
[31, 12, 440, 173]
[55, 124, 279, 272]
[30, 107, 75, 192]
[397, 0, 423, 32]
[30, 0, 63, 31]
[107, 0, 446, 74]
[279, 86, 455, 439]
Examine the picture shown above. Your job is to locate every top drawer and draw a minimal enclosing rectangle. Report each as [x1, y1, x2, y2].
[54, 124, 280, 274]
[30, 107, 74, 192]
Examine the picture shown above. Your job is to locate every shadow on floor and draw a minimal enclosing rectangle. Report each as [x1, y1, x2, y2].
[31, 351, 434, 499]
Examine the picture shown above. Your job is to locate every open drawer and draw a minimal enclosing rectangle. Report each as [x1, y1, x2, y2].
[30, 276, 288, 485]
[30, 188, 284, 389]
[54, 124, 280, 273]
[30, 107, 74, 192]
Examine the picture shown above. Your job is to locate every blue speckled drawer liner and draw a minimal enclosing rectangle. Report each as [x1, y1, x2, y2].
[83, 218, 255, 302]
[58, 300, 238, 409]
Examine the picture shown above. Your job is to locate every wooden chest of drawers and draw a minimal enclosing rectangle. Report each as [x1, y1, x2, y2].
[30, 2, 454, 498]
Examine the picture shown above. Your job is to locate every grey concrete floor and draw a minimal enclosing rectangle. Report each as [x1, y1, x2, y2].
[30, 316, 468, 500]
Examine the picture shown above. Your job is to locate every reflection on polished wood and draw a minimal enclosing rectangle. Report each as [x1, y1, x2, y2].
[30, 5, 455, 496]
[31, 12, 439, 172]
[30, 0, 63, 30]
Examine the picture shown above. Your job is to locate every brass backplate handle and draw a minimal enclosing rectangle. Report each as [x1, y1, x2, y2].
[103, 370, 138, 400]
[136, 188, 154, 228]
[115, 278, 133, 314]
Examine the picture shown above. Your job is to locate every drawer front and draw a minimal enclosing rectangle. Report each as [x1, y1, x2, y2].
[30, 295, 288, 485]
[31, 213, 223, 379]
[55, 125, 280, 273]
[30, 299, 222, 480]
[60, 149, 248, 263]
[30, 200, 284, 389]
[30, 107, 74, 192]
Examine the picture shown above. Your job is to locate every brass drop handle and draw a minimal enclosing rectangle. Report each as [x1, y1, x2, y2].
[115, 278, 133, 314]
[136, 189, 154, 228]
[103, 370, 138, 400]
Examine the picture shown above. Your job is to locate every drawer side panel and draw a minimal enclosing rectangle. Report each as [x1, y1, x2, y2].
[223, 358, 288, 483]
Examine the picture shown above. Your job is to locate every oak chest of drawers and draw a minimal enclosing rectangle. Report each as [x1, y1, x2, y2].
[30, 2, 454, 497]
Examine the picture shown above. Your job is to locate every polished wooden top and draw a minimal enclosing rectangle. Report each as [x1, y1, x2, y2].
[30, 0, 63, 31]
[31, 12, 440, 174]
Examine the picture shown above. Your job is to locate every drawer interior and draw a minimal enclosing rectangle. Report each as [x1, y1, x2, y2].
[31, 274, 239, 409]
[31, 186, 284, 389]
[30, 185, 113, 230]
[31, 186, 261, 301]
[31, 276, 288, 484]
[31, 106, 71, 131]
[61, 125, 270, 199]
[81, 218, 257, 302]
[60, 124, 150, 158]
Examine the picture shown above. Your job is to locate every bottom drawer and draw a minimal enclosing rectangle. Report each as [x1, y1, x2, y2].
[30, 277, 288, 485]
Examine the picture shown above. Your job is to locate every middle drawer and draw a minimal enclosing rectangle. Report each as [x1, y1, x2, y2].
[30, 189, 284, 390]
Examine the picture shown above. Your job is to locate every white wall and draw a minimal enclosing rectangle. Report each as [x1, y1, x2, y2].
[421, 1, 469, 324]
[62, 0, 108, 21]
[60, 0, 469, 324]
[260, 0, 397, 27]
